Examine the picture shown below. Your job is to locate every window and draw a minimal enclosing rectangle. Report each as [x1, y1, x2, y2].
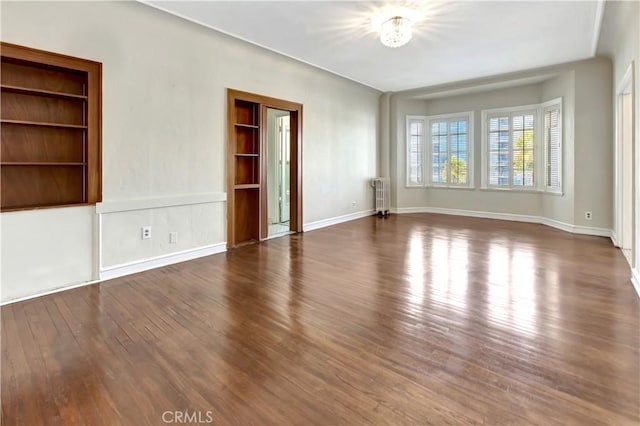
[481, 100, 562, 193]
[543, 102, 562, 193]
[486, 110, 536, 188]
[406, 112, 473, 188]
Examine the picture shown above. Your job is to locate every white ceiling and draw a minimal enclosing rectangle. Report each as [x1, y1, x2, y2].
[142, 1, 604, 92]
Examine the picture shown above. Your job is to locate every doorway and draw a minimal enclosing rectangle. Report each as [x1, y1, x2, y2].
[267, 109, 291, 238]
[615, 63, 635, 267]
[226, 89, 303, 248]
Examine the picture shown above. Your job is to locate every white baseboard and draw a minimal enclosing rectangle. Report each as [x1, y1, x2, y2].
[610, 230, 620, 247]
[391, 206, 612, 238]
[632, 268, 640, 299]
[1, 242, 228, 306]
[0, 278, 102, 306]
[541, 218, 611, 237]
[100, 243, 227, 281]
[303, 209, 375, 232]
[391, 206, 539, 223]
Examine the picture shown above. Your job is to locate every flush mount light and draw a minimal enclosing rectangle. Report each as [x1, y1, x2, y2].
[380, 16, 412, 48]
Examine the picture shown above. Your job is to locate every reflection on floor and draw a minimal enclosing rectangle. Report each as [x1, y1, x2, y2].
[268, 222, 290, 237]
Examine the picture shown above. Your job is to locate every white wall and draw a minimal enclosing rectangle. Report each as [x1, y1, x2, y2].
[1, 207, 95, 302]
[0, 1, 379, 302]
[597, 0, 640, 291]
[388, 58, 613, 233]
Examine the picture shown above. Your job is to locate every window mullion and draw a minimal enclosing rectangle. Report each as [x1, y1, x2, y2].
[447, 119, 452, 185]
[424, 122, 429, 187]
[508, 113, 513, 187]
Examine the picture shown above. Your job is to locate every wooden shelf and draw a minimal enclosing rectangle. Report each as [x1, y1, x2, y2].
[0, 84, 87, 100]
[1, 162, 85, 166]
[0, 119, 87, 129]
[234, 123, 259, 129]
[1, 202, 94, 213]
[235, 184, 260, 189]
[235, 153, 259, 157]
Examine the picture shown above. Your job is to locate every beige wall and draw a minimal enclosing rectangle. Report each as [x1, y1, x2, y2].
[598, 0, 640, 279]
[395, 83, 544, 216]
[389, 58, 613, 231]
[573, 59, 613, 227]
[0, 1, 380, 302]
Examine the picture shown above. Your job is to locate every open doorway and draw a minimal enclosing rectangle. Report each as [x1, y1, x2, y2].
[267, 109, 291, 238]
[226, 89, 303, 248]
[615, 63, 635, 267]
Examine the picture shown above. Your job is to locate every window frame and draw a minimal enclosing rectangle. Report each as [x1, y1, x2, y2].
[406, 111, 474, 189]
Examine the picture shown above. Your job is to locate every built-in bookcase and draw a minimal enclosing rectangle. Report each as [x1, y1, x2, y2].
[0, 42, 101, 211]
[231, 98, 261, 243]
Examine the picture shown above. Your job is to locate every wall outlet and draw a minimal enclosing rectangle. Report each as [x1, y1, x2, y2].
[585, 211, 592, 220]
[141, 226, 151, 239]
[169, 232, 178, 244]
[352, 201, 357, 207]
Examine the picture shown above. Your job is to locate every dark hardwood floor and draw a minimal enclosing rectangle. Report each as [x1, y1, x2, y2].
[2, 214, 638, 425]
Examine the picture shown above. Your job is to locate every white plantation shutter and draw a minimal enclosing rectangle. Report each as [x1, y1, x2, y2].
[512, 113, 535, 187]
[488, 116, 510, 186]
[545, 106, 561, 190]
[407, 118, 424, 185]
[431, 121, 447, 184]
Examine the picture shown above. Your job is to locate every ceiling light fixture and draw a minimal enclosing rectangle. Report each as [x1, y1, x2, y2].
[380, 16, 412, 48]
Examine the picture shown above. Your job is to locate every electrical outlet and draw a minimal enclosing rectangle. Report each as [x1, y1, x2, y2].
[169, 232, 178, 244]
[585, 211, 592, 220]
[352, 201, 357, 207]
[141, 226, 151, 239]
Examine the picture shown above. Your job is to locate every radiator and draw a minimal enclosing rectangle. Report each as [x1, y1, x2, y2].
[372, 177, 390, 216]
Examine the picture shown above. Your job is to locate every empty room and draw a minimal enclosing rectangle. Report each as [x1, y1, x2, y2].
[1, 0, 639, 424]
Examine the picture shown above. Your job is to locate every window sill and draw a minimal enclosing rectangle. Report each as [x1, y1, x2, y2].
[480, 187, 542, 194]
[427, 185, 476, 190]
[405, 185, 476, 190]
[544, 190, 564, 196]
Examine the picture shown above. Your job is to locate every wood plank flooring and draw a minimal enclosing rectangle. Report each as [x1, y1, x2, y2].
[2, 214, 639, 425]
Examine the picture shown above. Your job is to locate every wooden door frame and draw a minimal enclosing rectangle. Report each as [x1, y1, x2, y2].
[227, 89, 303, 247]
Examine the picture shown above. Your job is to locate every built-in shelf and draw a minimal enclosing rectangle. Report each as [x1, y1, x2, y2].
[235, 153, 259, 157]
[234, 123, 259, 129]
[1, 42, 102, 212]
[234, 184, 260, 189]
[0, 119, 87, 129]
[1, 162, 86, 166]
[0, 84, 87, 100]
